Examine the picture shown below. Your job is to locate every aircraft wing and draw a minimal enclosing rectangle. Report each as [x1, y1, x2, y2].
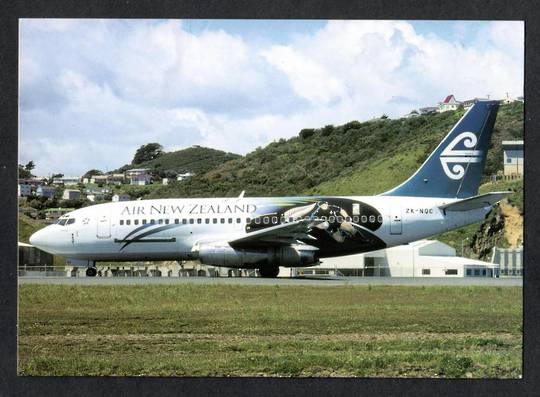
[439, 191, 512, 212]
[228, 219, 322, 248]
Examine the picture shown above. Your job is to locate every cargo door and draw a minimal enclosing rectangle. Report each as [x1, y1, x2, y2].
[390, 206, 402, 235]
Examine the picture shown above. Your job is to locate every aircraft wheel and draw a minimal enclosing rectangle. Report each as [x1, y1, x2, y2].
[259, 265, 279, 278]
[86, 267, 97, 277]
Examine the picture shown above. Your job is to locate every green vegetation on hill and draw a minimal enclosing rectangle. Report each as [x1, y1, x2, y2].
[148, 102, 523, 199]
[115, 146, 241, 179]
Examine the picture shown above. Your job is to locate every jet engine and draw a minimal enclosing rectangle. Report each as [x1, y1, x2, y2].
[197, 244, 318, 268]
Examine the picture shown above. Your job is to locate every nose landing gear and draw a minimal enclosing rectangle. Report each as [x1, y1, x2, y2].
[86, 266, 98, 277]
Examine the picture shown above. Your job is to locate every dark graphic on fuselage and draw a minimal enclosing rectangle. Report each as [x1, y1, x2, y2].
[247, 197, 387, 257]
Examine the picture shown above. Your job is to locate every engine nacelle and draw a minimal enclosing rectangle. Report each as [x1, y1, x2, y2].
[198, 244, 317, 268]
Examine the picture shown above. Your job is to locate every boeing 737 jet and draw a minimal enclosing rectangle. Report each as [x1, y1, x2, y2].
[30, 100, 510, 277]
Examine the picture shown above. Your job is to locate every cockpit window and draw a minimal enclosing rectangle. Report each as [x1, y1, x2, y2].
[56, 219, 67, 226]
[67, 218, 75, 225]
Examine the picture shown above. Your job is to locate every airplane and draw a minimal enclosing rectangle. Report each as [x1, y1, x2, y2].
[29, 100, 511, 278]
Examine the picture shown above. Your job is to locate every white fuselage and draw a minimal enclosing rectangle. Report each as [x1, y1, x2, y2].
[29, 195, 490, 267]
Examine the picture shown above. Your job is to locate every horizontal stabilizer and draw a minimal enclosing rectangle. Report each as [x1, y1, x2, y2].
[438, 191, 512, 212]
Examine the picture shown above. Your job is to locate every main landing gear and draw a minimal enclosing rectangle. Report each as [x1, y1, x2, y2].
[86, 266, 98, 277]
[259, 265, 279, 278]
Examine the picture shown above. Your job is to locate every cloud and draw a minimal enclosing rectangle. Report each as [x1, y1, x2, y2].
[19, 19, 523, 176]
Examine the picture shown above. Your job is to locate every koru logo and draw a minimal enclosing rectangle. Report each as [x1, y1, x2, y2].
[439, 132, 482, 180]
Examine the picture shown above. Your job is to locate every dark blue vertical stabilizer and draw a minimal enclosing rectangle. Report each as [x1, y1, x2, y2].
[382, 100, 499, 198]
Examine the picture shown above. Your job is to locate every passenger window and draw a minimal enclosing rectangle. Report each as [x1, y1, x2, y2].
[337, 216, 343, 223]
[189, 219, 194, 224]
[255, 218, 261, 224]
[236, 218, 241, 223]
[134, 219, 139, 225]
[369, 215, 375, 223]
[126, 220, 131, 225]
[220, 218, 225, 224]
[197, 218, 202, 224]
[353, 216, 359, 223]
[378, 215, 383, 223]
[165, 219, 169, 225]
[213, 218, 218, 224]
[158, 219, 163, 224]
[182, 219, 187, 224]
[205, 218, 210, 224]
[361, 216, 367, 223]
[151, 219, 156, 224]
[246, 218, 251, 223]
[263, 217, 269, 224]
[119, 220, 124, 225]
[175, 219, 179, 224]
[228, 218, 233, 224]
[328, 216, 335, 223]
[142, 219, 147, 225]
[271, 216, 278, 224]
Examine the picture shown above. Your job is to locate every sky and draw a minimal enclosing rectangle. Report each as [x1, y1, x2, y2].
[19, 19, 524, 177]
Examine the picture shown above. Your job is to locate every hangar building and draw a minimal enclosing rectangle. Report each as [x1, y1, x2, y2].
[283, 240, 498, 278]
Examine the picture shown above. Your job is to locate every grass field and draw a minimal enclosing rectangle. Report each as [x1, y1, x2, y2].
[18, 284, 522, 378]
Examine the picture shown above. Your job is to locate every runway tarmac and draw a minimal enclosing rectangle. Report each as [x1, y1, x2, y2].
[18, 276, 523, 286]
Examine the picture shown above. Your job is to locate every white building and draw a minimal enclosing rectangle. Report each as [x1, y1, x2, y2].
[62, 189, 81, 200]
[112, 193, 131, 202]
[126, 168, 152, 185]
[438, 95, 461, 112]
[87, 193, 105, 202]
[177, 172, 194, 181]
[36, 185, 56, 199]
[418, 106, 437, 115]
[52, 176, 80, 186]
[18, 184, 32, 197]
[284, 240, 498, 278]
[90, 175, 108, 184]
[502, 140, 523, 177]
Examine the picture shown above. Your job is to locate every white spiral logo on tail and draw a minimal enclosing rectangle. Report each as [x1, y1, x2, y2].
[440, 132, 482, 180]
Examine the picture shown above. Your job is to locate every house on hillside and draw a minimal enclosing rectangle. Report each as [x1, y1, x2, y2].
[418, 106, 437, 115]
[62, 189, 81, 200]
[438, 95, 461, 112]
[112, 193, 131, 202]
[126, 168, 152, 185]
[176, 172, 194, 181]
[502, 140, 523, 177]
[18, 184, 32, 197]
[108, 174, 125, 185]
[52, 176, 80, 186]
[36, 185, 56, 199]
[461, 97, 489, 109]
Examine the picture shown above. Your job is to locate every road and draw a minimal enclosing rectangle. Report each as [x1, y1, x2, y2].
[18, 276, 523, 286]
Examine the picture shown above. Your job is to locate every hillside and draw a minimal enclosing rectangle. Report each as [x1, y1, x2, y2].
[115, 146, 241, 178]
[148, 102, 523, 198]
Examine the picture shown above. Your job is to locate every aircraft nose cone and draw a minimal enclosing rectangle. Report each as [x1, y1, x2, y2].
[29, 229, 42, 247]
[29, 227, 58, 254]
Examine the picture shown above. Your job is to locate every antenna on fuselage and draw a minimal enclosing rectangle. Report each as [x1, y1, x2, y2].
[238, 190, 245, 199]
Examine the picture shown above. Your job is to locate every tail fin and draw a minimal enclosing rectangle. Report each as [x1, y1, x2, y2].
[382, 100, 499, 198]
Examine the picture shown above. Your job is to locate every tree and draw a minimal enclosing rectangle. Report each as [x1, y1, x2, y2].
[132, 143, 164, 165]
[18, 165, 32, 179]
[82, 169, 103, 179]
[380, 114, 389, 119]
[24, 161, 35, 172]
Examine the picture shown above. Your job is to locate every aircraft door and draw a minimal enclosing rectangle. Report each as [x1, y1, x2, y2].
[96, 211, 111, 239]
[390, 206, 402, 235]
